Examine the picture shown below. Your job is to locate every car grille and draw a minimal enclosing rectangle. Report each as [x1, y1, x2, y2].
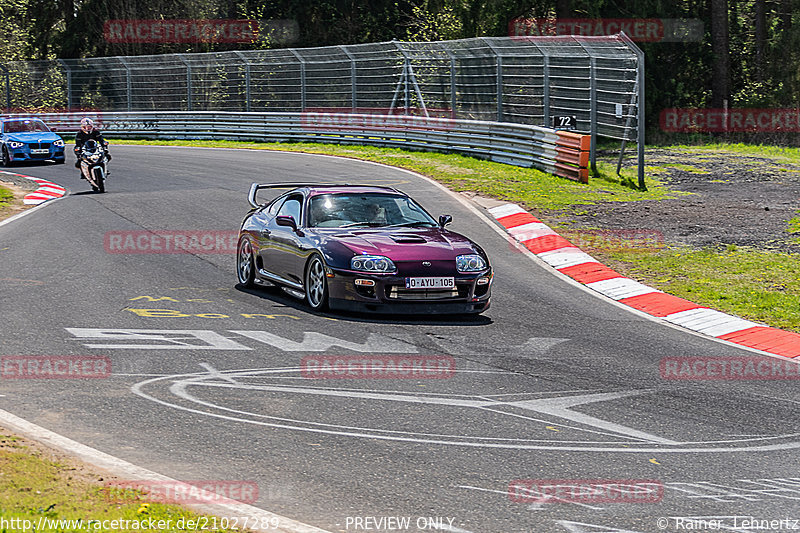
[386, 284, 469, 300]
[29, 143, 50, 150]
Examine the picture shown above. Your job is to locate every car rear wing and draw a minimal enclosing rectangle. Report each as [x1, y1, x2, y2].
[247, 182, 401, 208]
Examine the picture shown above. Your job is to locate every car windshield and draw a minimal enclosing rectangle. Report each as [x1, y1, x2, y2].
[307, 192, 438, 229]
[3, 119, 51, 134]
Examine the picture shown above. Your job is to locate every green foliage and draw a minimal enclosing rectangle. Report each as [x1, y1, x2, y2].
[0, 184, 14, 210]
[0, 0, 34, 61]
[3, 0, 800, 145]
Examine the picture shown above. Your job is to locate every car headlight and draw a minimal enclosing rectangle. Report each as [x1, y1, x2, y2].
[351, 255, 396, 273]
[53, 139, 65, 147]
[8, 141, 23, 149]
[456, 254, 487, 272]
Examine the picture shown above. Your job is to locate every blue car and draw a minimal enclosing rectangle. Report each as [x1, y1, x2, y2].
[1, 117, 66, 166]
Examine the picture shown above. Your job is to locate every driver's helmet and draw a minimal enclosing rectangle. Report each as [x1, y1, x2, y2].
[84, 139, 98, 152]
[80, 117, 94, 133]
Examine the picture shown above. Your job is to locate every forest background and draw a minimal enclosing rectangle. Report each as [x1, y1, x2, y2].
[0, 0, 796, 137]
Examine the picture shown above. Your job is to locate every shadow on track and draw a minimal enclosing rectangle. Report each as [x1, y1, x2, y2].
[235, 284, 493, 326]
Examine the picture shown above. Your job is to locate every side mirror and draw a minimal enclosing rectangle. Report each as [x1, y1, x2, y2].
[439, 214, 453, 228]
[276, 215, 298, 231]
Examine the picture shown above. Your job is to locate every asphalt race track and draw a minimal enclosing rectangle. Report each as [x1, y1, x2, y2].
[2, 145, 799, 533]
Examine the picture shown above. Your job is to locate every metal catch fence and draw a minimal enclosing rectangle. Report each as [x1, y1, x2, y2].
[1, 35, 644, 184]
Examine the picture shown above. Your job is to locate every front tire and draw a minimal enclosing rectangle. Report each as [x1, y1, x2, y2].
[94, 168, 105, 193]
[237, 237, 256, 288]
[304, 254, 329, 311]
[1, 147, 10, 167]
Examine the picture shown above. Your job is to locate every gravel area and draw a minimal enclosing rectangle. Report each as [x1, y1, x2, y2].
[556, 148, 800, 253]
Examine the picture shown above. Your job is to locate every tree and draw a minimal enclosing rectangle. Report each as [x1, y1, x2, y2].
[710, 0, 730, 109]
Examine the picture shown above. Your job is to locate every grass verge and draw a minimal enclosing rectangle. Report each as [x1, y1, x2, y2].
[107, 138, 798, 333]
[589, 244, 800, 333]
[0, 184, 13, 210]
[0, 432, 247, 532]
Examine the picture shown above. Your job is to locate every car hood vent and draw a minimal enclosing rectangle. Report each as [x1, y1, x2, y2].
[389, 234, 427, 243]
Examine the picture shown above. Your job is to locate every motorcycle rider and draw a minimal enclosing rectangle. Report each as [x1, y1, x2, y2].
[74, 118, 111, 173]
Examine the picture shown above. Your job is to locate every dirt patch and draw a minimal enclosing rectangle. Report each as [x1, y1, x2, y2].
[550, 148, 800, 253]
[0, 180, 36, 222]
[0, 427, 111, 485]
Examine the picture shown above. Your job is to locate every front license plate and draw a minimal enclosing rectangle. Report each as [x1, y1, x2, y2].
[30, 149, 48, 154]
[405, 277, 455, 289]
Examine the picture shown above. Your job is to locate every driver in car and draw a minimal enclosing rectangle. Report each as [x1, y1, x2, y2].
[366, 202, 386, 225]
[310, 198, 334, 227]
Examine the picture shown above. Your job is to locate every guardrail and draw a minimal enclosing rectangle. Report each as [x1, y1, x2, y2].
[10, 111, 592, 183]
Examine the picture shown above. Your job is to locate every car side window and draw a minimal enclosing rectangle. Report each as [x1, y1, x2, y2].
[276, 195, 302, 224]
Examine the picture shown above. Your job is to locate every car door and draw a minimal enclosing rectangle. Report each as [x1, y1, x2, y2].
[249, 200, 278, 277]
[261, 193, 305, 285]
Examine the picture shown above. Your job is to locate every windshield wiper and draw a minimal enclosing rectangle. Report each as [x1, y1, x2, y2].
[340, 222, 386, 228]
[386, 221, 436, 228]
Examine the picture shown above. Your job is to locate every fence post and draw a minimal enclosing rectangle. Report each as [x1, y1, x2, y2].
[0, 63, 10, 110]
[617, 31, 646, 190]
[636, 45, 646, 190]
[589, 56, 598, 176]
[58, 59, 73, 110]
[524, 39, 548, 127]
[481, 38, 504, 122]
[390, 41, 429, 116]
[339, 46, 357, 110]
[441, 45, 457, 118]
[542, 56, 550, 127]
[118, 57, 132, 111]
[288, 49, 306, 111]
[178, 55, 192, 111]
[234, 51, 252, 112]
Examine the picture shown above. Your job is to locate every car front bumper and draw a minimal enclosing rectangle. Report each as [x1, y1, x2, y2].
[326, 267, 492, 315]
[9, 147, 65, 162]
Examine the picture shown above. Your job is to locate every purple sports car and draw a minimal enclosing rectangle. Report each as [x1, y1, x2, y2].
[236, 183, 492, 314]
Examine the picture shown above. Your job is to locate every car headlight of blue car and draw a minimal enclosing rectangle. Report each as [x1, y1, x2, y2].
[8, 141, 24, 149]
[53, 139, 65, 148]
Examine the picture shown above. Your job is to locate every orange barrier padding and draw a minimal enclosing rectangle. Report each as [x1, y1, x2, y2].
[555, 163, 588, 183]
[556, 146, 590, 168]
[556, 131, 591, 152]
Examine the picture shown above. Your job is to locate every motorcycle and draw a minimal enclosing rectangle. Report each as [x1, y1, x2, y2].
[79, 139, 109, 193]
